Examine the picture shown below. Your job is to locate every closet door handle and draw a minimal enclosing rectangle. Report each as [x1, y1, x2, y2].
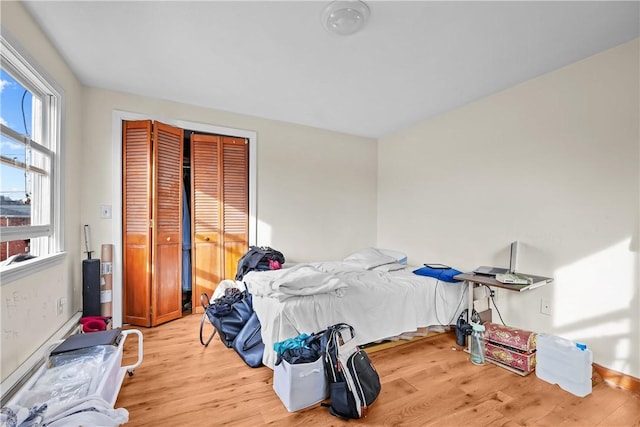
[204, 236, 210, 241]
[166, 237, 171, 242]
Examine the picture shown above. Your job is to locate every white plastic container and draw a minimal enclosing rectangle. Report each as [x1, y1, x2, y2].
[273, 357, 327, 412]
[7, 329, 143, 410]
[536, 333, 592, 397]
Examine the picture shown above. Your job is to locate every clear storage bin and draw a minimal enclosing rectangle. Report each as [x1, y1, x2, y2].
[536, 333, 592, 397]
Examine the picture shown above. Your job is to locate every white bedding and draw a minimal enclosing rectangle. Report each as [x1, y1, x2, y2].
[243, 263, 348, 301]
[232, 261, 467, 369]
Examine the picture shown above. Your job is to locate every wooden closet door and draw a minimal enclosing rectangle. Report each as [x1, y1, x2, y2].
[191, 134, 222, 305]
[123, 120, 183, 327]
[122, 120, 153, 326]
[151, 122, 183, 326]
[191, 134, 249, 310]
[220, 136, 249, 280]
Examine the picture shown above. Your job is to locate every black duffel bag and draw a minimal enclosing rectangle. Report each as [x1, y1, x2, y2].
[200, 288, 253, 348]
[235, 246, 286, 281]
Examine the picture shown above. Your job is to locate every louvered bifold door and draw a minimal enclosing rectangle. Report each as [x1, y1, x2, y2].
[191, 134, 248, 311]
[220, 136, 249, 281]
[122, 120, 153, 327]
[151, 121, 184, 326]
[191, 134, 222, 308]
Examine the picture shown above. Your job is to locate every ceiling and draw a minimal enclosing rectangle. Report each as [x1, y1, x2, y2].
[22, 1, 640, 138]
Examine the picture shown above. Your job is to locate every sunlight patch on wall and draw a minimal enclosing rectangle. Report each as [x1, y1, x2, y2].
[555, 238, 634, 328]
[613, 337, 631, 373]
[560, 320, 629, 343]
[562, 325, 632, 374]
[257, 219, 272, 247]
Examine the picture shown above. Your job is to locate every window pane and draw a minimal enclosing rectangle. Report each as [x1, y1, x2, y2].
[0, 69, 33, 137]
[0, 134, 26, 165]
[1, 36, 60, 268]
[1, 69, 34, 207]
[0, 160, 29, 202]
[0, 236, 32, 263]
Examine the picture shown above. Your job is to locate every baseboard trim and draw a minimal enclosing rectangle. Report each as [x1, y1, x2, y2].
[593, 363, 640, 394]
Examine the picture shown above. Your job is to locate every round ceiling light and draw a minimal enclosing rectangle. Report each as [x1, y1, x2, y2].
[322, 1, 370, 36]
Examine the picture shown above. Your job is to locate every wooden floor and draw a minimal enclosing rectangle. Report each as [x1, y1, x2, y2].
[116, 314, 640, 426]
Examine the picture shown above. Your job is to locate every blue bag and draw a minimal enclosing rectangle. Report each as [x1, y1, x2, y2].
[200, 289, 253, 348]
[232, 312, 265, 367]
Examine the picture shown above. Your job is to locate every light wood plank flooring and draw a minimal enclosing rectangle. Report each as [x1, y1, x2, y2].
[116, 314, 640, 426]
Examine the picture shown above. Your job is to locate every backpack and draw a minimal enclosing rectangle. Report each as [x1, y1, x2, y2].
[321, 323, 381, 419]
[235, 246, 286, 281]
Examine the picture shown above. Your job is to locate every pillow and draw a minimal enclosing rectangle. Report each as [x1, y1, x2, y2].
[376, 248, 408, 265]
[412, 266, 463, 283]
[343, 247, 396, 270]
[372, 263, 407, 272]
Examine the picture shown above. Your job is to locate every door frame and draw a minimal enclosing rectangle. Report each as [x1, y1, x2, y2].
[111, 110, 257, 328]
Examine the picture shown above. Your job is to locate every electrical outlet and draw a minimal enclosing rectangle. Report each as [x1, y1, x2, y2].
[100, 204, 112, 219]
[57, 297, 66, 315]
[540, 298, 552, 316]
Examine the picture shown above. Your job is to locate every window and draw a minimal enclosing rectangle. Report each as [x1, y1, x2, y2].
[0, 35, 63, 277]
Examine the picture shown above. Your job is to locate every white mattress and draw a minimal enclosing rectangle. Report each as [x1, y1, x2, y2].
[236, 262, 467, 369]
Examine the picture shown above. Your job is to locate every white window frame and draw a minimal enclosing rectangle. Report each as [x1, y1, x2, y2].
[0, 34, 65, 284]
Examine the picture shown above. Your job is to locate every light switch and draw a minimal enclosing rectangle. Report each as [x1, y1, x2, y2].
[100, 204, 112, 219]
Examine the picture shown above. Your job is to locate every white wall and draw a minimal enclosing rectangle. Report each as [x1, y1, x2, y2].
[80, 87, 377, 324]
[1, 2, 84, 382]
[1, 0, 376, 384]
[378, 40, 639, 378]
[4, 0, 638, 386]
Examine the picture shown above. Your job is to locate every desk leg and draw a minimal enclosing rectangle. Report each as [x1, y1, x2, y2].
[467, 280, 475, 322]
[467, 280, 475, 352]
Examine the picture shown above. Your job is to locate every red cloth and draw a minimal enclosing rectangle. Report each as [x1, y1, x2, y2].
[269, 259, 282, 270]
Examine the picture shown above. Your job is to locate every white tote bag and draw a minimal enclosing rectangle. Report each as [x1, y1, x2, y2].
[273, 357, 328, 412]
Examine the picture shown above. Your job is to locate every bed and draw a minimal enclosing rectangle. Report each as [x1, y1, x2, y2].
[215, 248, 467, 369]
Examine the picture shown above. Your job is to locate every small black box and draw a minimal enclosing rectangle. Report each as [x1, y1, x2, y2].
[82, 258, 101, 317]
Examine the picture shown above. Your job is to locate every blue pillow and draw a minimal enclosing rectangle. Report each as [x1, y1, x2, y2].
[412, 266, 463, 283]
